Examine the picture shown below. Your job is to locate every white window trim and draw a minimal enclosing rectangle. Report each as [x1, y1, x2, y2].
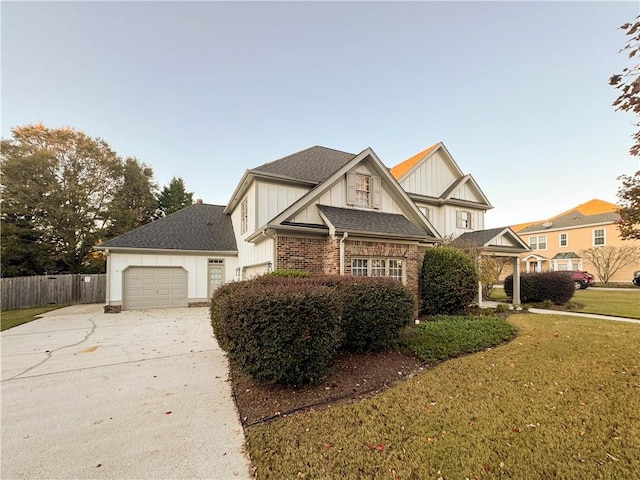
[240, 198, 248, 235]
[529, 235, 547, 251]
[456, 210, 473, 229]
[346, 172, 381, 209]
[351, 257, 404, 283]
[559, 233, 568, 248]
[593, 228, 606, 246]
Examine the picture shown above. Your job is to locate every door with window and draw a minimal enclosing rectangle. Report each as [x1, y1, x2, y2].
[208, 260, 225, 299]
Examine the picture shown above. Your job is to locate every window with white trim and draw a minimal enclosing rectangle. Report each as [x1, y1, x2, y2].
[529, 235, 547, 250]
[559, 233, 568, 247]
[240, 198, 248, 234]
[355, 174, 370, 206]
[351, 257, 403, 282]
[419, 206, 433, 222]
[456, 210, 473, 229]
[593, 228, 605, 246]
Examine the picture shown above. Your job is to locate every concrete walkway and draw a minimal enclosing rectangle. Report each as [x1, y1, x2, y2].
[482, 300, 640, 324]
[1, 305, 253, 479]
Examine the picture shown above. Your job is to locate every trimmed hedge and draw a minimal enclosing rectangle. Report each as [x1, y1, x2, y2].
[210, 275, 415, 384]
[338, 277, 415, 353]
[504, 272, 574, 304]
[421, 246, 479, 315]
[216, 281, 342, 385]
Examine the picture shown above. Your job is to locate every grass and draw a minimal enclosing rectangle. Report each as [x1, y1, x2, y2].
[1, 305, 62, 331]
[572, 289, 640, 319]
[403, 315, 517, 363]
[246, 314, 640, 479]
[489, 287, 639, 319]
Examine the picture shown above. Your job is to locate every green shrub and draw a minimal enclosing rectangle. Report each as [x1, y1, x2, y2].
[222, 282, 342, 385]
[337, 277, 415, 352]
[267, 269, 313, 278]
[504, 272, 574, 304]
[495, 303, 510, 313]
[402, 315, 517, 363]
[210, 280, 256, 352]
[421, 246, 479, 315]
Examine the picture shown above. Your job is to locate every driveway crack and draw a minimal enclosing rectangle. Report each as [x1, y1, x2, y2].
[4, 317, 98, 381]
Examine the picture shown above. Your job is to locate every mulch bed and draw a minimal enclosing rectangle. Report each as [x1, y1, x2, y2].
[230, 350, 425, 427]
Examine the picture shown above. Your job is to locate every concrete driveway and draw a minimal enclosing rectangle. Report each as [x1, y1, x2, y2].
[1, 305, 252, 479]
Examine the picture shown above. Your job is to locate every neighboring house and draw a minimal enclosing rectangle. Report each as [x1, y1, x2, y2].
[99, 143, 529, 311]
[512, 199, 640, 283]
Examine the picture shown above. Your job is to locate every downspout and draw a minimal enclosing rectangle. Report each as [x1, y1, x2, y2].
[104, 249, 110, 306]
[263, 229, 278, 271]
[339, 232, 348, 275]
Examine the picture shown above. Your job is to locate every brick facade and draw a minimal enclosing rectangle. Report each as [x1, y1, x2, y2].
[276, 236, 424, 301]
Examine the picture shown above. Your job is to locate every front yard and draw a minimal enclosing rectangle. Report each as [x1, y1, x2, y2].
[246, 314, 640, 479]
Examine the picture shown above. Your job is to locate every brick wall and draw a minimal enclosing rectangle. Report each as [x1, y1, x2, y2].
[276, 236, 328, 274]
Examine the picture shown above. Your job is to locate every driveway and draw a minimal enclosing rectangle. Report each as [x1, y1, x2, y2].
[1, 305, 252, 479]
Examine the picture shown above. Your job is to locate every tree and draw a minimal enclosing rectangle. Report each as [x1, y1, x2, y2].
[580, 245, 640, 285]
[1, 124, 157, 276]
[610, 17, 640, 156]
[156, 176, 193, 218]
[617, 170, 640, 240]
[108, 158, 158, 237]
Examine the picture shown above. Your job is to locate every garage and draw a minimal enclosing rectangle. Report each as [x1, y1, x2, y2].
[123, 267, 187, 310]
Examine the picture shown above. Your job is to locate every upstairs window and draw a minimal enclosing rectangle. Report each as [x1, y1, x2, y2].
[240, 198, 248, 234]
[559, 233, 568, 247]
[346, 172, 381, 209]
[456, 210, 473, 229]
[593, 228, 605, 246]
[529, 235, 547, 250]
[355, 174, 370, 206]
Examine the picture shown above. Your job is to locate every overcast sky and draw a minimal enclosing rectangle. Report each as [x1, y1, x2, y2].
[3, 1, 638, 228]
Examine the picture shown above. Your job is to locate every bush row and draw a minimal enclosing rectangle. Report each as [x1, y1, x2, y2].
[504, 271, 574, 304]
[210, 275, 415, 385]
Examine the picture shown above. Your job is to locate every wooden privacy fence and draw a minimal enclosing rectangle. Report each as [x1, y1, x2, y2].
[1, 274, 106, 310]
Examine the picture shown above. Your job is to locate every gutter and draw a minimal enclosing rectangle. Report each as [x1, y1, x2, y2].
[339, 232, 348, 275]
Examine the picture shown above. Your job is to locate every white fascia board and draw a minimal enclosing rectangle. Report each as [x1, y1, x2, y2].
[100, 247, 238, 256]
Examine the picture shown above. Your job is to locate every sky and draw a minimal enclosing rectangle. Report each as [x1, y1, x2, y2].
[3, 1, 639, 229]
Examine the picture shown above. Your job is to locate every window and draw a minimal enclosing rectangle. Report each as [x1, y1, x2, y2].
[456, 210, 473, 229]
[351, 257, 403, 282]
[529, 235, 547, 250]
[346, 172, 381, 209]
[419, 206, 432, 222]
[240, 198, 248, 234]
[593, 228, 605, 246]
[352, 258, 368, 277]
[355, 174, 370, 206]
[559, 233, 568, 247]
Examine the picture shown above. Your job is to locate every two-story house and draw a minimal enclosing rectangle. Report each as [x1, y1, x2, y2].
[513, 199, 640, 283]
[99, 143, 529, 311]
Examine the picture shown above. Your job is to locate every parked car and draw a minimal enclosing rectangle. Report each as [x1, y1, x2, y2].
[564, 270, 595, 289]
[633, 270, 640, 287]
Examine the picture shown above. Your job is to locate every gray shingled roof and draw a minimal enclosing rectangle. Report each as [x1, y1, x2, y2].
[454, 227, 508, 247]
[252, 146, 356, 183]
[551, 252, 580, 260]
[100, 203, 237, 251]
[519, 211, 619, 233]
[317, 205, 430, 238]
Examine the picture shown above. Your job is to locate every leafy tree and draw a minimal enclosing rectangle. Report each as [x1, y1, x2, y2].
[610, 17, 640, 156]
[156, 176, 193, 218]
[108, 158, 158, 237]
[580, 245, 640, 285]
[1, 124, 157, 276]
[617, 170, 640, 240]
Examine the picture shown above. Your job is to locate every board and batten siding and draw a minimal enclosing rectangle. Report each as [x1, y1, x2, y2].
[449, 181, 480, 202]
[398, 150, 459, 197]
[255, 181, 309, 228]
[106, 252, 237, 306]
[443, 206, 485, 238]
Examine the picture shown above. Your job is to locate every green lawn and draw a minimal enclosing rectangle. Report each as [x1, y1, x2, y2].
[1, 306, 62, 331]
[246, 314, 640, 479]
[489, 287, 639, 319]
[572, 289, 640, 319]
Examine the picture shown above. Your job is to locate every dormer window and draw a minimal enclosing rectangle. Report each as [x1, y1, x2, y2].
[355, 174, 370, 206]
[346, 172, 381, 209]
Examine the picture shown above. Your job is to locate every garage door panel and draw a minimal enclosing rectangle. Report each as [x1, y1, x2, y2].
[123, 267, 187, 310]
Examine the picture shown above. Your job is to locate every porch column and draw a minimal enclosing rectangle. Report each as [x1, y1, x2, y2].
[478, 279, 483, 308]
[536, 260, 541, 272]
[512, 256, 521, 306]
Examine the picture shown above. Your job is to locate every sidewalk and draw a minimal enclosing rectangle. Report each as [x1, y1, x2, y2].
[481, 300, 640, 324]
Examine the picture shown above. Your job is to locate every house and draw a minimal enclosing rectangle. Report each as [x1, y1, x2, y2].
[512, 199, 640, 283]
[98, 143, 529, 311]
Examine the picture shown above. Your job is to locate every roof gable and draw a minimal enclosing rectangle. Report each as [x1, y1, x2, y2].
[390, 142, 463, 182]
[454, 226, 530, 252]
[99, 203, 237, 252]
[440, 174, 493, 207]
[389, 144, 438, 180]
[256, 147, 441, 240]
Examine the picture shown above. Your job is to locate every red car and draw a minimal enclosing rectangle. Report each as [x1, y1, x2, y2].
[565, 270, 595, 289]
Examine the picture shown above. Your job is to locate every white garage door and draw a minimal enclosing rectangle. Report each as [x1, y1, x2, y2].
[123, 267, 187, 310]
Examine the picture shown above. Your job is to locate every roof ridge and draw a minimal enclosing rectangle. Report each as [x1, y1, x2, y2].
[258, 145, 355, 168]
